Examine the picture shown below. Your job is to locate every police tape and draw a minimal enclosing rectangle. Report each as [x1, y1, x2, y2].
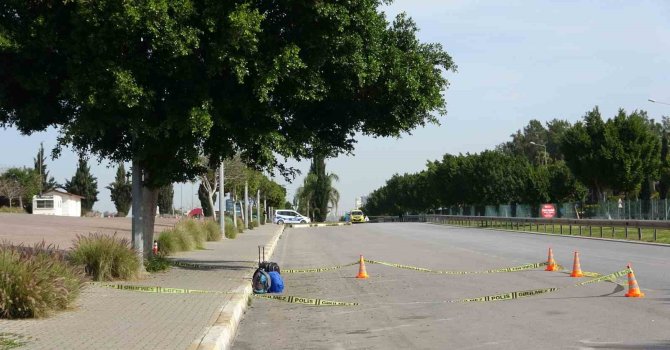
[575, 268, 630, 286]
[93, 283, 358, 306]
[363, 259, 548, 274]
[283, 262, 359, 273]
[95, 283, 237, 295]
[254, 294, 359, 306]
[171, 261, 224, 269]
[449, 267, 631, 303]
[452, 287, 560, 303]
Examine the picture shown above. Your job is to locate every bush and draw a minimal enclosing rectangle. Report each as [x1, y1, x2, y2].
[0, 242, 84, 319]
[179, 220, 206, 249]
[156, 228, 180, 255]
[144, 255, 171, 273]
[251, 220, 259, 228]
[0, 207, 25, 214]
[69, 233, 140, 281]
[202, 220, 222, 241]
[224, 217, 237, 239]
[236, 218, 245, 233]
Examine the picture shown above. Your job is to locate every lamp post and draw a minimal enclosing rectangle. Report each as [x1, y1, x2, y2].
[529, 141, 548, 166]
[649, 98, 670, 106]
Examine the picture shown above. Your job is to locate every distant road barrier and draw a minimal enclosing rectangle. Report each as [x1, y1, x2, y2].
[368, 214, 670, 243]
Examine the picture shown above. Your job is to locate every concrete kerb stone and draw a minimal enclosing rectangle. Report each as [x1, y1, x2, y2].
[191, 225, 285, 350]
[429, 222, 670, 247]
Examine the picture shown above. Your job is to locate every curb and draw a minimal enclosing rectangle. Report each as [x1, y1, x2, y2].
[191, 225, 285, 350]
[428, 222, 670, 247]
[288, 222, 351, 228]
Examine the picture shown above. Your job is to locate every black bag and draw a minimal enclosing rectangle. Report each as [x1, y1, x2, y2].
[258, 246, 281, 274]
[252, 268, 271, 294]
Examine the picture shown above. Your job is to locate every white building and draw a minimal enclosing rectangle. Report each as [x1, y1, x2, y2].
[32, 190, 83, 217]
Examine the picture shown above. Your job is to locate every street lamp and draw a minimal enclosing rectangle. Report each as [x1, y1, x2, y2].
[649, 98, 670, 106]
[529, 141, 548, 166]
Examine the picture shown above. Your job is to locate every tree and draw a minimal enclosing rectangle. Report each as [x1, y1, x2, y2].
[107, 164, 132, 217]
[1, 1, 453, 259]
[304, 155, 340, 222]
[33, 143, 58, 194]
[0, 167, 41, 210]
[64, 157, 98, 214]
[658, 132, 670, 199]
[157, 184, 174, 215]
[198, 183, 217, 218]
[561, 107, 611, 201]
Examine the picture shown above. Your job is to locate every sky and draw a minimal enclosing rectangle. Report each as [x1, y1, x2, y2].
[1, 0, 669, 215]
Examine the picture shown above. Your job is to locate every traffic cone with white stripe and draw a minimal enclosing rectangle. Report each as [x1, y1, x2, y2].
[545, 247, 558, 271]
[570, 251, 584, 277]
[152, 240, 158, 255]
[625, 263, 644, 298]
[356, 255, 369, 279]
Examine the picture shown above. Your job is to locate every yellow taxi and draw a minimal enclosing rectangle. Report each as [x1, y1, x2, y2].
[350, 210, 366, 223]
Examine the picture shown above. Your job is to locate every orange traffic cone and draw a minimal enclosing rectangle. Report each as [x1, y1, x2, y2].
[545, 247, 558, 271]
[570, 251, 583, 277]
[356, 255, 369, 279]
[625, 263, 645, 298]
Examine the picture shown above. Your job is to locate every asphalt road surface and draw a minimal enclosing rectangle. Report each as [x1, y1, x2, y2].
[233, 223, 670, 350]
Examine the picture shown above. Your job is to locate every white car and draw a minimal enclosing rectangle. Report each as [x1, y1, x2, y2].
[273, 209, 311, 224]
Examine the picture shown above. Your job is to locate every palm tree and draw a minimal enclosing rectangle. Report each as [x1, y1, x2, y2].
[296, 155, 341, 222]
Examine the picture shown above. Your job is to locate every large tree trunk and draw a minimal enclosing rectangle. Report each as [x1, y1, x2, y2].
[131, 161, 145, 269]
[142, 185, 159, 260]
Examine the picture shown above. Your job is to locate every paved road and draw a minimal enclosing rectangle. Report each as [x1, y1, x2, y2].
[233, 223, 670, 350]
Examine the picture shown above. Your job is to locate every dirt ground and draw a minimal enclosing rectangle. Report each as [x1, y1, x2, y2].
[0, 213, 179, 249]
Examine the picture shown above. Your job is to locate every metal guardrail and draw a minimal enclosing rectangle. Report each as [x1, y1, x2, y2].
[368, 214, 670, 242]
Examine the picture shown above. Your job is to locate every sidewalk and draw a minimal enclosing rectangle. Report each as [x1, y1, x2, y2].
[0, 223, 284, 350]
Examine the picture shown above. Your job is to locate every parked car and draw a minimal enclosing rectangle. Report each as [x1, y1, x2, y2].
[350, 210, 366, 223]
[273, 209, 311, 224]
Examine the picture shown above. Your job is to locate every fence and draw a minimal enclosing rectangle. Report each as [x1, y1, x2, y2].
[367, 214, 670, 242]
[433, 199, 670, 221]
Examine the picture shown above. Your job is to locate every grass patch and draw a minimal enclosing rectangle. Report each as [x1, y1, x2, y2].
[202, 220, 222, 241]
[0, 207, 25, 214]
[69, 233, 140, 281]
[0, 243, 85, 319]
[0, 333, 25, 349]
[144, 255, 171, 273]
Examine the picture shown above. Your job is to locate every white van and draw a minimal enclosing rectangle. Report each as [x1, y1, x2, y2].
[273, 209, 311, 224]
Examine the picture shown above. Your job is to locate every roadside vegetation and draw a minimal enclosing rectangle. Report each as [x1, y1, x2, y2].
[365, 109, 670, 223]
[0, 207, 25, 214]
[0, 243, 85, 319]
[436, 219, 670, 244]
[69, 233, 139, 281]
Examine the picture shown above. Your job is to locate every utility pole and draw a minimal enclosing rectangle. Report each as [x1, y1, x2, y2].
[257, 189, 261, 226]
[219, 161, 225, 236]
[244, 181, 249, 229]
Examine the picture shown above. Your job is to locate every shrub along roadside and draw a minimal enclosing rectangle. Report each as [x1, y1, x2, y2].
[0, 242, 85, 319]
[69, 233, 140, 281]
[156, 219, 229, 256]
[224, 217, 236, 239]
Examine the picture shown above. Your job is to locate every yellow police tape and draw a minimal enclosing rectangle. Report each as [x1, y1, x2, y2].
[96, 283, 236, 295]
[283, 262, 359, 273]
[95, 283, 358, 306]
[171, 261, 223, 269]
[363, 259, 548, 274]
[449, 267, 630, 303]
[255, 294, 359, 306]
[94, 267, 630, 305]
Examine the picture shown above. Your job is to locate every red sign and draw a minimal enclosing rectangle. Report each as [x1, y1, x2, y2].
[541, 204, 556, 218]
